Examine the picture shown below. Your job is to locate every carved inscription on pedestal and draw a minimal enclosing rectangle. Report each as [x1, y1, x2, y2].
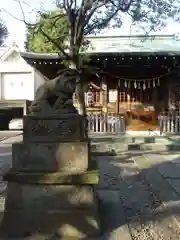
[23, 115, 86, 142]
[30, 119, 73, 136]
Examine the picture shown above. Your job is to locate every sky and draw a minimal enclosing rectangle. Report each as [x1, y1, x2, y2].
[1, 0, 180, 50]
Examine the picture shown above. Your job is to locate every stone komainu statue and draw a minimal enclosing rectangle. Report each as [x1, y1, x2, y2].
[29, 69, 80, 113]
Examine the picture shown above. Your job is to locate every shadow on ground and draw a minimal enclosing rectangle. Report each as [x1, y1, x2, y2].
[1, 146, 180, 238]
[0, 184, 101, 239]
[96, 150, 180, 238]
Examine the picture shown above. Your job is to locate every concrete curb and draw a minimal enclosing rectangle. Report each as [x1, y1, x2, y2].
[128, 143, 180, 151]
[1, 134, 22, 144]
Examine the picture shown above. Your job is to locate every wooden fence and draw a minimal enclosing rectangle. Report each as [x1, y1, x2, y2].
[159, 111, 180, 134]
[87, 112, 180, 134]
[87, 114, 126, 133]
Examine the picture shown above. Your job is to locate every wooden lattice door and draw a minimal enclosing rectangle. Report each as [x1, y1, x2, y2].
[118, 84, 157, 131]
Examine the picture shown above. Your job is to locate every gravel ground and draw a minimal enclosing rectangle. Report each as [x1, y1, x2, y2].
[96, 151, 180, 239]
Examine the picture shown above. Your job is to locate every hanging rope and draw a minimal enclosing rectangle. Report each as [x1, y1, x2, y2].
[95, 67, 180, 89]
[97, 68, 178, 82]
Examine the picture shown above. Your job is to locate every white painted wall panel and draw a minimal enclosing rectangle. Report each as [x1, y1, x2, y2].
[2, 72, 34, 100]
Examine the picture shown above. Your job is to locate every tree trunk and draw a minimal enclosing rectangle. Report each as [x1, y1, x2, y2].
[69, 62, 87, 116]
[75, 78, 87, 116]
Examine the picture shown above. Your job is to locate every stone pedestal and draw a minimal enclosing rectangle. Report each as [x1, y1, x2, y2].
[0, 114, 100, 239]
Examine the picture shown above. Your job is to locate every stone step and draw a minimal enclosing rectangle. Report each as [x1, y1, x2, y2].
[91, 142, 180, 153]
[90, 135, 180, 145]
[91, 142, 127, 153]
[128, 143, 180, 151]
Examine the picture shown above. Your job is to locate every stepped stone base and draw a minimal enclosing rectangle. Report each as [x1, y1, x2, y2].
[3, 169, 99, 185]
[0, 183, 100, 238]
[1, 111, 101, 238]
[4, 183, 98, 210]
[0, 210, 100, 238]
[12, 141, 89, 173]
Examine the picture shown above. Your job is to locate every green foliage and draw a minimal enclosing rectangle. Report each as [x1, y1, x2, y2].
[0, 18, 8, 46]
[25, 9, 91, 67]
[25, 10, 69, 53]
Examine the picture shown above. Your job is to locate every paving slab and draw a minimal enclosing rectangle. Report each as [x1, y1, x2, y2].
[157, 163, 180, 179]
[134, 153, 180, 236]
[2, 139, 180, 239]
[96, 150, 180, 239]
[97, 190, 132, 240]
[163, 154, 180, 163]
[140, 153, 180, 196]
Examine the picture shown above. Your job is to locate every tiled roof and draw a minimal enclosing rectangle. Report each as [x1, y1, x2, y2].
[4, 34, 180, 60]
[86, 34, 180, 53]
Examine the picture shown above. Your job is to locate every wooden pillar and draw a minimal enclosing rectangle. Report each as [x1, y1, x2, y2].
[100, 89, 103, 105]
[102, 76, 108, 113]
[167, 74, 176, 110]
[116, 80, 120, 114]
[152, 87, 157, 123]
[102, 59, 108, 113]
[168, 85, 172, 109]
[23, 102, 27, 116]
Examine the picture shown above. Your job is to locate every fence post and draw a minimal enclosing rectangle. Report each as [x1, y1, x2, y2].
[158, 110, 180, 134]
[87, 113, 125, 134]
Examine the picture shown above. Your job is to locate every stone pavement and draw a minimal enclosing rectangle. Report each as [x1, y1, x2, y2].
[1, 134, 180, 239]
[0, 134, 21, 178]
[0, 142, 12, 226]
[96, 151, 180, 239]
[0, 134, 23, 200]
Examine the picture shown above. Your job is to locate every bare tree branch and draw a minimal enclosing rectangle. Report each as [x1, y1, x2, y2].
[85, 9, 118, 34]
[76, 1, 108, 46]
[109, 0, 133, 10]
[72, 0, 83, 47]
[2, 8, 31, 23]
[84, 0, 133, 35]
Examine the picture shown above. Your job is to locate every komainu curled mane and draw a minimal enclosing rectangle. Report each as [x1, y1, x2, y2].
[29, 69, 80, 114]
